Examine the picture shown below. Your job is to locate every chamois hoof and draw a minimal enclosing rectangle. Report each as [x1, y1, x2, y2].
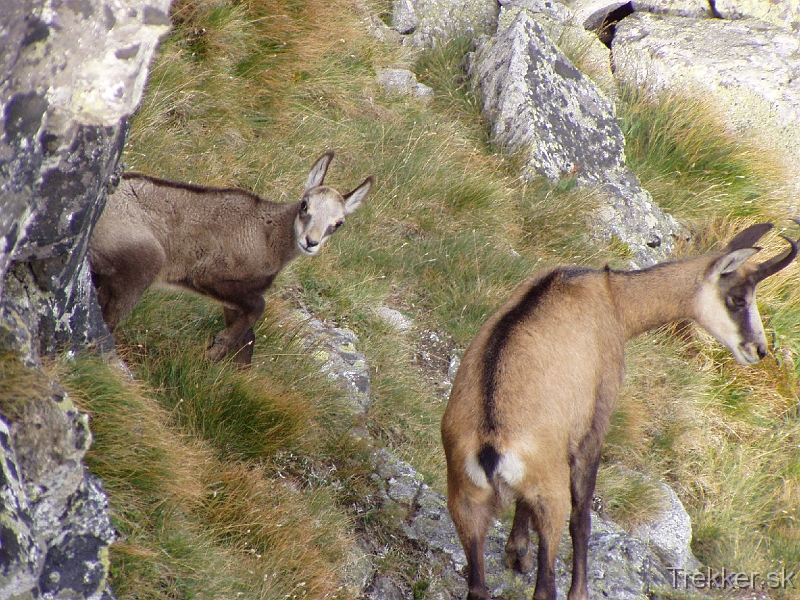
[205, 342, 230, 363]
[504, 545, 534, 574]
[466, 588, 491, 600]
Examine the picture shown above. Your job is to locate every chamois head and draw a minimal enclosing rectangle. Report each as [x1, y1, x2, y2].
[695, 223, 797, 365]
[294, 152, 372, 256]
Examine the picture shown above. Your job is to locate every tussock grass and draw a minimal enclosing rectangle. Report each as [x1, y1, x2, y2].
[44, 0, 800, 595]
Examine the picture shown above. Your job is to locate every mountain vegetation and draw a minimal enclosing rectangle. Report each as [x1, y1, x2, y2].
[54, 0, 800, 597]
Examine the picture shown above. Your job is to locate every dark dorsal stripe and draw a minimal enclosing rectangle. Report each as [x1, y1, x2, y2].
[482, 269, 561, 432]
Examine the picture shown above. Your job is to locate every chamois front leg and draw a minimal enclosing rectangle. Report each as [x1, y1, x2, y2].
[205, 291, 265, 364]
[221, 307, 256, 365]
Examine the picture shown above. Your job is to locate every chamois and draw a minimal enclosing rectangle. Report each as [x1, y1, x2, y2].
[441, 223, 797, 600]
[90, 151, 372, 364]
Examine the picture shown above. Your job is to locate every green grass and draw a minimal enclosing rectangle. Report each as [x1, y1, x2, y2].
[37, 0, 800, 596]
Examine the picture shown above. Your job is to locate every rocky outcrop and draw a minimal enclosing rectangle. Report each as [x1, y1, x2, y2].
[612, 11, 800, 198]
[0, 367, 116, 600]
[470, 6, 682, 266]
[389, 0, 499, 46]
[714, 0, 800, 30]
[0, 1, 169, 598]
[1, 0, 170, 363]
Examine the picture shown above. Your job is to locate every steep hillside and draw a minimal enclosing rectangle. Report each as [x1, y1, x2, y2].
[55, 0, 800, 598]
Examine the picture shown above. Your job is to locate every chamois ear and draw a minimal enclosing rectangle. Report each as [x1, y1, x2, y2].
[342, 176, 372, 215]
[725, 223, 773, 251]
[305, 151, 334, 190]
[711, 247, 760, 277]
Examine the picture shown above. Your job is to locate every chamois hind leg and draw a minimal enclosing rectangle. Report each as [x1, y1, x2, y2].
[447, 482, 496, 600]
[525, 471, 570, 600]
[205, 291, 265, 363]
[92, 237, 165, 331]
[505, 498, 535, 573]
[566, 440, 603, 600]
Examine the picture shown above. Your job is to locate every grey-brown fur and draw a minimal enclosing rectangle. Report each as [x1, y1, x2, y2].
[89, 151, 372, 364]
[441, 223, 797, 600]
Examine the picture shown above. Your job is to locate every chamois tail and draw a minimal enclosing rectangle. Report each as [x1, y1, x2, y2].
[478, 443, 501, 480]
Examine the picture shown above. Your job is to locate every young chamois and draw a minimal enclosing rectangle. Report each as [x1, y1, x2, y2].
[441, 223, 797, 600]
[90, 152, 372, 364]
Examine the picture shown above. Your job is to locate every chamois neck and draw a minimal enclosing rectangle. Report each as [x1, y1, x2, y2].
[269, 201, 303, 263]
[606, 257, 709, 339]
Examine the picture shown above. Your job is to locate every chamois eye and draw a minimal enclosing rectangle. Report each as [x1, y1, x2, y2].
[334, 220, 343, 230]
[299, 200, 308, 213]
[726, 295, 747, 311]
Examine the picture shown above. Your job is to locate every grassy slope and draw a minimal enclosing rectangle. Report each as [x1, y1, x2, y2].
[52, 0, 800, 597]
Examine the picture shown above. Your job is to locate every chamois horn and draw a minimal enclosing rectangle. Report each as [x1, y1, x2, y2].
[753, 223, 799, 283]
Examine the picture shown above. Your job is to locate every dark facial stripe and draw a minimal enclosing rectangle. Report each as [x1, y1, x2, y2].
[482, 269, 561, 432]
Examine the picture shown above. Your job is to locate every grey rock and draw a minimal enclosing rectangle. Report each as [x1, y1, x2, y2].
[375, 306, 414, 332]
[376, 69, 435, 102]
[292, 308, 372, 414]
[1, 0, 170, 363]
[613, 12, 800, 199]
[0, 383, 116, 600]
[631, 0, 711, 17]
[631, 481, 702, 572]
[714, 0, 800, 31]
[470, 9, 682, 266]
[568, 0, 632, 31]
[391, 0, 420, 33]
[393, 0, 500, 47]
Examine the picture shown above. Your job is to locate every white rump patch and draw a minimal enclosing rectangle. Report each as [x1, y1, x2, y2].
[463, 450, 526, 489]
[464, 455, 490, 489]
[497, 452, 525, 487]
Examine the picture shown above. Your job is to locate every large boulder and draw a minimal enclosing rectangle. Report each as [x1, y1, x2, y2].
[0, 0, 170, 363]
[714, 0, 800, 31]
[612, 12, 800, 198]
[469, 8, 682, 266]
[0, 368, 116, 599]
[390, 0, 499, 46]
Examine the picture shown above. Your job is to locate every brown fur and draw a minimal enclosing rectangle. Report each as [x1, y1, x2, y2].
[441, 224, 796, 600]
[89, 152, 372, 364]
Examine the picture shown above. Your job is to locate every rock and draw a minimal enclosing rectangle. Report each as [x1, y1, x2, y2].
[498, 1, 617, 98]
[0, 373, 116, 599]
[390, 0, 500, 47]
[470, 9, 682, 266]
[391, 0, 420, 33]
[372, 446, 674, 599]
[292, 308, 372, 414]
[376, 69, 435, 102]
[714, 0, 800, 31]
[631, 0, 711, 17]
[612, 12, 800, 198]
[569, 0, 633, 31]
[1, 1, 169, 597]
[631, 481, 702, 572]
[1, 0, 170, 363]
[375, 306, 414, 332]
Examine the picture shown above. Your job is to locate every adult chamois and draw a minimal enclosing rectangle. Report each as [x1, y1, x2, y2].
[90, 151, 372, 364]
[441, 223, 797, 600]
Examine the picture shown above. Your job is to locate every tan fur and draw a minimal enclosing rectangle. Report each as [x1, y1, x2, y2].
[441, 224, 796, 600]
[90, 152, 372, 364]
